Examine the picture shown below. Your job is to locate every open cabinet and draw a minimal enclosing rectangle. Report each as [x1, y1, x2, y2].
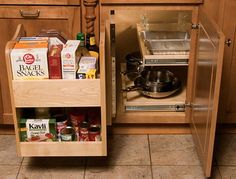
[5, 24, 107, 156]
[101, 4, 224, 177]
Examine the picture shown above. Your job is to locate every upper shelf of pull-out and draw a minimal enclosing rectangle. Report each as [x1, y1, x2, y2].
[136, 23, 191, 66]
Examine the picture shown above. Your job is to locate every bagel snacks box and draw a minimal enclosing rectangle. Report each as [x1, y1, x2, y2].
[10, 39, 49, 80]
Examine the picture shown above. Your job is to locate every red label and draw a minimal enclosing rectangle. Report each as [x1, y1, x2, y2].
[23, 54, 35, 64]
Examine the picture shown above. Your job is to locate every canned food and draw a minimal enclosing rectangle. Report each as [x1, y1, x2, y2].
[70, 111, 85, 131]
[89, 125, 101, 141]
[53, 114, 67, 134]
[60, 126, 76, 141]
[79, 121, 89, 141]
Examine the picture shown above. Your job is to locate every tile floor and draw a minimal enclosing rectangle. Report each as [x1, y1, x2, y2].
[0, 134, 235, 179]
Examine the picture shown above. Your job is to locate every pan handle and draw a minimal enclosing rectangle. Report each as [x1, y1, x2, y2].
[122, 86, 142, 92]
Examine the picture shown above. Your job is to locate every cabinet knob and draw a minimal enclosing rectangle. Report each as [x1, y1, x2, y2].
[225, 39, 232, 47]
[19, 9, 40, 18]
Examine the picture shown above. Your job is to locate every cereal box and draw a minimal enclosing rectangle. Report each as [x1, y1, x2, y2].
[10, 41, 49, 80]
[61, 40, 80, 79]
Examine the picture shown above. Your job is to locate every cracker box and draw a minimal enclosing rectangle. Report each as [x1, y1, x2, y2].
[10, 41, 49, 80]
[20, 118, 56, 142]
[61, 40, 80, 79]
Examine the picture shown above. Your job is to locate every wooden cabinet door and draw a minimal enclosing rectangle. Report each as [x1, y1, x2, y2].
[0, 6, 80, 124]
[190, 7, 225, 177]
[220, 0, 236, 123]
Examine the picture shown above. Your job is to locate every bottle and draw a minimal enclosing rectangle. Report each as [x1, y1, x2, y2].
[76, 32, 85, 47]
[85, 33, 99, 59]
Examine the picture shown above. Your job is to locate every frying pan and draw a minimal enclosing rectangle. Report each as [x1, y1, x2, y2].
[123, 69, 181, 98]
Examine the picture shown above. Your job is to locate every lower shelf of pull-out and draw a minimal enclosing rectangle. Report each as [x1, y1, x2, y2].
[18, 141, 106, 157]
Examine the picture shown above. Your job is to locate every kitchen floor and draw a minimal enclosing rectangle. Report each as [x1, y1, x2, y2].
[0, 134, 236, 179]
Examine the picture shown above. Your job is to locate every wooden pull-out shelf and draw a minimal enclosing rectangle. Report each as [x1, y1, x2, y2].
[5, 24, 107, 157]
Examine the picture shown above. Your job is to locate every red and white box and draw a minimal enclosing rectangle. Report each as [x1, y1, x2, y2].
[10, 41, 49, 80]
[61, 40, 80, 79]
[48, 44, 63, 79]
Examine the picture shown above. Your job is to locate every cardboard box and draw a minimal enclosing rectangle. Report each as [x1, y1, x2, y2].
[79, 56, 97, 70]
[61, 40, 80, 79]
[20, 118, 56, 142]
[48, 44, 63, 79]
[10, 41, 49, 80]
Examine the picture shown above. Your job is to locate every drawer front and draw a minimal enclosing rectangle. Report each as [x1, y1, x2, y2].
[0, 6, 81, 39]
[0, 0, 80, 5]
[13, 80, 101, 107]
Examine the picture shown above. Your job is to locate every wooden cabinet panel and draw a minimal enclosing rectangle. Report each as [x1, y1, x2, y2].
[0, 6, 81, 124]
[0, 0, 80, 5]
[219, 0, 236, 123]
[190, 7, 224, 177]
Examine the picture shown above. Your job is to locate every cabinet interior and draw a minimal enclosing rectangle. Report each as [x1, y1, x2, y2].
[109, 9, 193, 123]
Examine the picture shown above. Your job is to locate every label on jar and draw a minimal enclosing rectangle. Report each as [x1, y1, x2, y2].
[61, 134, 72, 141]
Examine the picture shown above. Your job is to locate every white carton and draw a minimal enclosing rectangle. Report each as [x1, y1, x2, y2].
[10, 41, 49, 80]
[61, 40, 80, 79]
[79, 56, 97, 70]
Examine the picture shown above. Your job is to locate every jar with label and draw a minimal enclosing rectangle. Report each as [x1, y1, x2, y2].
[89, 125, 101, 141]
[60, 126, 76, 141]
[79, 121, 89, 141]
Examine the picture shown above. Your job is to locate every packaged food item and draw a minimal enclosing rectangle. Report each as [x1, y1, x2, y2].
[52, 114, 68, 134]
[79, 56, 97, 70]
[20, 118, 56, 142]
[61, 40, 80, 79]
[10, 41, 49, 80]
[19, 37, 49, 42]
[48, 44, 63, 79]
[76, 68, 87, 79]
[79, 121, 89, 141]
[85, 33, 99, 59]
[37, 29, 67, 47]
[77, 32, 85, 47]
[60, 126, 76, 141]
[86, 69, 97, 79]
[69, 109, 85, 134]
[89, 125, 101, 141]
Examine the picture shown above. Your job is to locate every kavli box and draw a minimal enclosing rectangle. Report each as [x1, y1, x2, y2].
[10, 41, 49, 80]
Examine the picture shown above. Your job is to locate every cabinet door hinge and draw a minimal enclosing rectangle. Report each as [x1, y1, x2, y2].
[191, 24, 199, 29]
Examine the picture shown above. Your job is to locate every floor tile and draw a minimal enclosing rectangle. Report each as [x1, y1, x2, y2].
[152, 166, 206, 179]
[22, 157, 86, 166]
[218, 166, 236, 179]
[215, 134, 236, 165]
[85, 166, 152, 179]
[0, 135, 22, 165]
[149, 135, 200, 165]
[18, 165, 85, 179]
[0, 165, 20, 179]
[87, 135, 150, 166]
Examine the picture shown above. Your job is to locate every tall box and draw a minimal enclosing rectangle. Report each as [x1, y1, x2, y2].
[61, 40, 80, 79]
[48, 44, 63, 79]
